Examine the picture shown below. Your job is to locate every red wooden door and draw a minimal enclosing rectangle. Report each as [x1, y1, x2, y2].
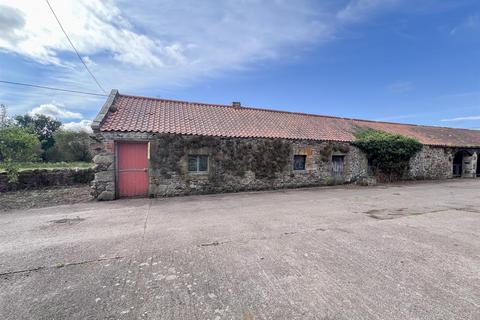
[117, 142, 149, 197]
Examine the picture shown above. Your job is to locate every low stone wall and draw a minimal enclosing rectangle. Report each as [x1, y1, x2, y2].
[0, 168, 94, 193]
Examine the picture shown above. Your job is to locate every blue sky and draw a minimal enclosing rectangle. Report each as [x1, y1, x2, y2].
[0, 0, 479, 131]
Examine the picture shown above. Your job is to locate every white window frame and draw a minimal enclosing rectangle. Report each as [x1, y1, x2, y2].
[188, 155, 209, 173]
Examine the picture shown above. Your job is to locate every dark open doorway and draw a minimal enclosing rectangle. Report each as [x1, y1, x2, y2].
[453, 150, 475, 178]
[477, 154, 480, 177]
[453, 152, 463, 177]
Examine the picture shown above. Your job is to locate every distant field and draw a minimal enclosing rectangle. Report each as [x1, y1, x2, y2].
[0, 162, 93, 172]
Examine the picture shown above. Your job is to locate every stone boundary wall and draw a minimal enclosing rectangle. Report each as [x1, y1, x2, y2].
[0, 168, 94, 193]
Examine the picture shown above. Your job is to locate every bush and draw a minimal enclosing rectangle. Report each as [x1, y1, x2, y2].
[45, 130, 92, 162]
[353, 128, 422, 180]
[0, 126, 40, 162]
[0, 127, 41, 183]
[2, 159, 19, 183]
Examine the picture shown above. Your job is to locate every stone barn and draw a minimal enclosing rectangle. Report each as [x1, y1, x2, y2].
[91, 90, 480, 200]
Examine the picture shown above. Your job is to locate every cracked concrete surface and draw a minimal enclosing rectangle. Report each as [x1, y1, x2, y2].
[0, 180, 479, 319]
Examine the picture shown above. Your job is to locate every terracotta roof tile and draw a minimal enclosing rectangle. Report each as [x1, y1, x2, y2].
[99, 94, 480, 147]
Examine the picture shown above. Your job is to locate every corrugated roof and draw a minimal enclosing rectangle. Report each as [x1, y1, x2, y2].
[97, 92, 480, 147]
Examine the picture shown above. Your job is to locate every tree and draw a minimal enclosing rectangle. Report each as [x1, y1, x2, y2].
[45, 130, 92, 162]
[0, 127, 41, 183]
[15, 114, 61, 159]
[0, 104, 6, 125]
[0, 127, 40, 162]
[0, 104, 14, 128]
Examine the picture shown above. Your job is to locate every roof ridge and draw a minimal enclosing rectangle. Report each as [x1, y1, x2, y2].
[117, 93, 478, 133]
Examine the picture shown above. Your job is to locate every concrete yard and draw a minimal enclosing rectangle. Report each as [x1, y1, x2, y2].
[0, 180, 479, 320]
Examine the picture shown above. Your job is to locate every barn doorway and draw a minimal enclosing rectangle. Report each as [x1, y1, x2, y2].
[453, 152, 463, 177]
[117, 142, 149, 197]
[332, 155, 345, 181]
[452, 150, 474, 178]
[477, 154, 480, 177]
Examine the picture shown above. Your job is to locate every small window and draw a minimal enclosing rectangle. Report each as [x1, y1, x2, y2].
[293, 155, 306, 170]
[188, 155, 208, 172]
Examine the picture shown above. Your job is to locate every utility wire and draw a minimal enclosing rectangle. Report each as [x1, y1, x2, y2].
[45, 0, 107, 94]
[0, 80, 108, 97]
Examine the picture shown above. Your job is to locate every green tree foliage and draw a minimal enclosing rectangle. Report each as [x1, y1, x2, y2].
[353, 128, 422, 179]
[0, 104, 14, 128]
[0, 126, 40, 162]
[15, 114, 61, 158]
[0, 127, 41, 183]
[0, 104, 7, 126]
[45, 130, 92, 162]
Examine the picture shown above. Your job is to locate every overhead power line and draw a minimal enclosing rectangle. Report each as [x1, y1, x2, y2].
[0, 80, 108, 97]
[45, 0, 107, 94]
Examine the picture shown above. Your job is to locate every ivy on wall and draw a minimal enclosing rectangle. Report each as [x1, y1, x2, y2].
[222, 140, 253, 178]
[150, 135, 185, 178]
[251, 139, 291, 179]
[318, 143, 350, 162]
[150, 135, 292, 180]
[353, 128, 422, 180]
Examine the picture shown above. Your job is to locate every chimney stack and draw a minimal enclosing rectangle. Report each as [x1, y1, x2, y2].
[232, 101, 241, 108]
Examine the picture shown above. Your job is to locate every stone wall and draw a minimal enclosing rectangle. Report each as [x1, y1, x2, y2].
[90, 131, 479, 200]
[407, 146, 454, 180]
[148, 134, 368, 197]
[91, 132, 369, 198]
[407, 146, 479, 180]
[90, 132, 117, 200]
[0, 168, 94, 193]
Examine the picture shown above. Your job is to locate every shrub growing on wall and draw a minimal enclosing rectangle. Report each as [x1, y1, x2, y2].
[353, 128, 422, 180]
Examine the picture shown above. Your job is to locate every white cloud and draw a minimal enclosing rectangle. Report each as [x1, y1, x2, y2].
[0, 4, 25, 43]
[29, 103, 83, 119]
[0, 0, 168, 67]
[0, 0, 402, 117]
[0, 0, 342, 97]
[440, 115, 480, 122]
[337, 0, 399, 23]
[0, 0, 331, 71]
[450, 13, 480, 35]
[62, 119, 93, 133]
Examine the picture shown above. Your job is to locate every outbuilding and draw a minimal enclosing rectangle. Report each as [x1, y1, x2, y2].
[91, 90, 480, 200]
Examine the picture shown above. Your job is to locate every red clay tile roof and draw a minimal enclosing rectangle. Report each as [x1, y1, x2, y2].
[98, 93, 480, 147]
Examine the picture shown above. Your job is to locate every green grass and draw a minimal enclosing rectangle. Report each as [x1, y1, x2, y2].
[0, 162, 93, 172]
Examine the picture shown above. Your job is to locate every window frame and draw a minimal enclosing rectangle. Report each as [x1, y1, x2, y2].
[187, 155, 209, 173]
[293, 154, 307, 171]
